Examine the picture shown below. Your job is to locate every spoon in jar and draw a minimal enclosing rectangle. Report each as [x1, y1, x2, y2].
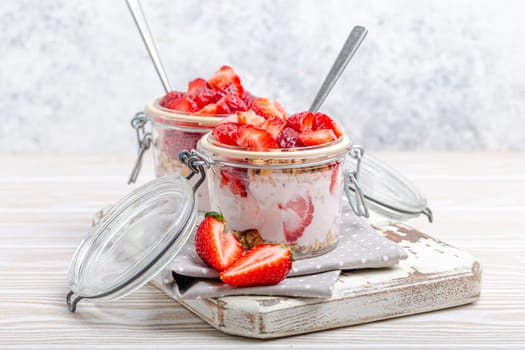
[126, 0, 172, 93]
[309, 25, 367, 112]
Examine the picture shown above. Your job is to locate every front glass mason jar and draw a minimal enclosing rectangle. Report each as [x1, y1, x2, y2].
[145, 102, 230, 212]
[197, 133, 352, 259]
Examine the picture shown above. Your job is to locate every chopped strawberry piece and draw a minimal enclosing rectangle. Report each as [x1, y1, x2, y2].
[187, 78, 210, 94]
[313, 112, 344, 137]
[163, 94, 199, 112]
[217, 94, 248, 114]
[191, 87, 222, 108]
[208, 65, 244, 95]
[278, 194, 314, 242]
[236, 125, 278, 150]
[286, 111, 315, 132]
[220, 168, 248, 197]
[196, 103, 219, 115]
[251, 98, 287, 119]
[329, 161, 340, 195]
[298, 129, 337, 146]
[276, 126, 303, 148]
[218, 115, 240, 125]
[220, 244, 292, 287]
[159, 91, 185, 107]
[212, 123, 240, 146]
[238, 111, 266, 127]
[261, 117, 286, 139]
[195, 212, 243, 271]
[241, 90, 257, 108]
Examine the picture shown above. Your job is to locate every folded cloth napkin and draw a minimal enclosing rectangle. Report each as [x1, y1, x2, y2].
[158, 202, 407, 299]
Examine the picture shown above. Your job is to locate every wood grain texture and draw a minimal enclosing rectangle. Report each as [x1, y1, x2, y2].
[1, 153, 525, 348]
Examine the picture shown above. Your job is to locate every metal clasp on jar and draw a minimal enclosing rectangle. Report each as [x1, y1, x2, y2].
[128, 112, 152, 184]
[178, 149, 211, 194]
[345, 145, 369, 218]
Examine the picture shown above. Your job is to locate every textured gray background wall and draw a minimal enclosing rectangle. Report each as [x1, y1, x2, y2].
[1, 0, 525, 153]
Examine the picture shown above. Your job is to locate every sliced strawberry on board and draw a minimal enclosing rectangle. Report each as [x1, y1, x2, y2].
[220, 244, 292, 287]
[276, 126, 303, 148]
[313, 112, 344, 137]
[298, 129, 337, 146]
[238, 111, 266, 127]
[208, 65, 244, 95]
[251, 98, 287, 119]
[194, 212, 243, 271]
[159, 91, 185, 107]
[162, 94, 199, 112]
[278, 194, 314, 242]
[220, 167, 248, 197]
[286, 111, 315, 132]
[236, 125, 278, 150]
[241, 90, 257, 108]
[261, 117, 286, 139]
[187, 78, 210, 94]
[217, 94, 248, 113]
[212, 123, 240, 146]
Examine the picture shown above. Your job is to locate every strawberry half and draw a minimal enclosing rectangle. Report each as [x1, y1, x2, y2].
[220, 244, 292, 287]
[220, 168, 248, 197]
[313, 112, 344, 137]
[195, 212, 243, 271]
[286, 111, 315, 132]
[238, 111, 266, 127]
[208, 65, 244, 95]
[279, 194, 314, 242]
[236, 125, 278, 150]
[298, 129, 337, 146]
[251, 98, 287, 119]
[212, 123, 240, 146]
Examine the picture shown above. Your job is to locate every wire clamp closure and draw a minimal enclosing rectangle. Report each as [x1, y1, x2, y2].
[178, 149, 210, 193]
[345, 145, 369, 218]
[128, 112, 152, 184]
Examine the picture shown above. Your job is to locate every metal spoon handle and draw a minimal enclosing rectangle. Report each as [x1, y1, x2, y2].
[126, 0, 172, 93]
[309, 26, 367, 112]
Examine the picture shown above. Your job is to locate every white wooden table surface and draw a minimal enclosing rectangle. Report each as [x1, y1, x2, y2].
[1, 153, 524, 349]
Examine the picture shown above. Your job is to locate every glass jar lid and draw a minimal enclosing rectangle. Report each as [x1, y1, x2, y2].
[345, 151, 432, 222]
[66, 175, 197, 311]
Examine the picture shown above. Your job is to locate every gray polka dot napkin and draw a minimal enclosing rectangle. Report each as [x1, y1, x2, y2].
[161, 202, 407, 299]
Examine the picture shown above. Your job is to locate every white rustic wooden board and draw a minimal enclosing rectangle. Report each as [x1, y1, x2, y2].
[153, 223, 481, 338]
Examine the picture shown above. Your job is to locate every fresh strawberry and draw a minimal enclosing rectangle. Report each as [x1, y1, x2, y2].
[298, 129, 337, 146]
[216, 94, 248, 113]
[261, 117, 286, 139]
[195, 212, 243, 271]
[241, 90, 257, 108]
[329, 161, 340, 195]
[251, 98, 287, 119]
[196, 103, 219, 115]
[163, 94, 199, 112]
[220, 168, 248, 197]
[208, 65, 244, 95]
[238, 111, 266, 127]
[220, 244, 292, 287]
[236, 125, 278, 150]
[276, 126, 303, 148]
[313, 112, 344, 137]
[159, 91, 185, 107]
[286, 111, 315, 132]
[212, 123, 240, 146]
[218, 115, 240, 125]
[191, 88, 222, 108]
[187, 78, 210, 94]
[278, 194, 314, 242]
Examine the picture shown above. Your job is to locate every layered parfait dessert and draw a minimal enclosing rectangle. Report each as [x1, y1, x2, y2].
[146, 66, 284, 211]
[197, 108, 351, 258]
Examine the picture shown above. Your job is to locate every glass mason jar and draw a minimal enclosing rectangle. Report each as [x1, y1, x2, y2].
[131, 101, 230, 212]
[196, 132, 352, 259]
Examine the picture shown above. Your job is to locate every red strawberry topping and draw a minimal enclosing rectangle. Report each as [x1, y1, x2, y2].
[286, 111, 315, 132]
[237, 111, 266, 127]
[212, 123, 240, 146]
[216, 94, 248, 114]
[241, 90, 257, 109]
[276, 126, 303, 148]
[220, 168, 248, 197]
[159, 91, 185, 108]
[298, 129, 337, 146]
[218, 115, 240, 125]
[220, 244, 292, 287]
[194, 212, 243, 271]
[251, 98, 287, 119]
[279, 194, 314, 242]
[261, 117, 286, 139]
[236, 125, 278, 150]
[208, 65, 244, 95]
[187, 78, 210, 94]
[313, 112, 344, 137]
[162, 94, 199, 112]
